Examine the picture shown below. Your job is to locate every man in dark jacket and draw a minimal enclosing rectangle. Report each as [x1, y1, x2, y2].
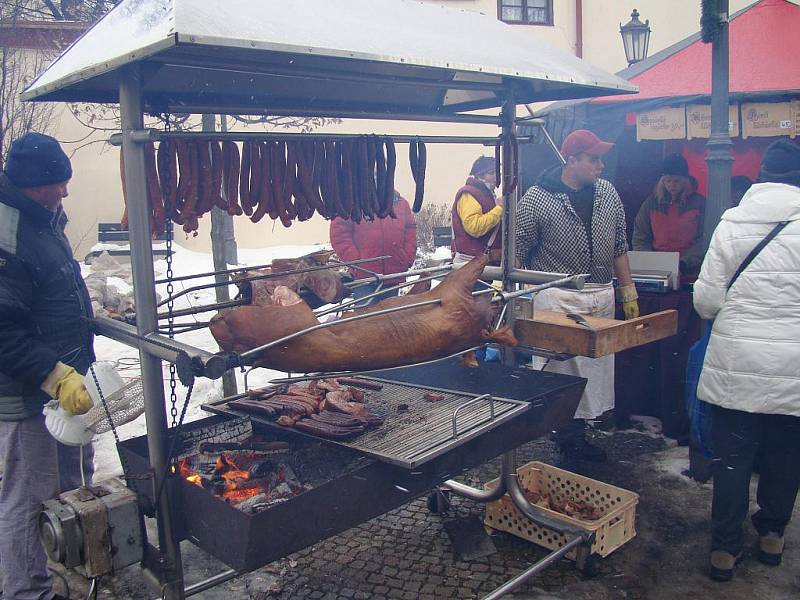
[0, 132, 95, 600]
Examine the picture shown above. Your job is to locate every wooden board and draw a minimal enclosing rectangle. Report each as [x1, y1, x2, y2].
[514, 309, 678, 358]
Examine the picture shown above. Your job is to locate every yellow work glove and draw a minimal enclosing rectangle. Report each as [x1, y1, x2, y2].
[41, 362, 94, 416]
[617, 284, 640, 320]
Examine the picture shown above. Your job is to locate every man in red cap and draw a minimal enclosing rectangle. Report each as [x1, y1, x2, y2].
[515, 129, 638, 462]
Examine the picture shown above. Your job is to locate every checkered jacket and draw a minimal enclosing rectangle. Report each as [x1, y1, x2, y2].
[514, 178, 628, 283]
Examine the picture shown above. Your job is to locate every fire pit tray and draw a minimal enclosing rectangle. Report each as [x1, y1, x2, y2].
[119, 364, 586, 573]
[203, 379, 529, 470]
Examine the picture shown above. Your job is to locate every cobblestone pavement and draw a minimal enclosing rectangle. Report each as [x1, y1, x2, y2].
[50, 428, 800, 600]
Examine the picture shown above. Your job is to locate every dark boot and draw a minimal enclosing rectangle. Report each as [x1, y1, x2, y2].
[758, 532, 784, 566]
[554, 420, 608, 462]
[709, 550, 742, 582]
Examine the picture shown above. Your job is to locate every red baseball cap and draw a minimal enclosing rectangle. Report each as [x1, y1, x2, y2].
[560, 130, 614, 158]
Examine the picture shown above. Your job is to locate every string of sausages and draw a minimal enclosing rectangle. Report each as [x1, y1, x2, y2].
[120, 135, 409, 235]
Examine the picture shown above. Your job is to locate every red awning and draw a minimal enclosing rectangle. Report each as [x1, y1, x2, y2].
[595, 0, 800, 104]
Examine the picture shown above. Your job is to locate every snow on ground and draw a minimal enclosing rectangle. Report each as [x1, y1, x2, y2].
[88, 242, 330, 480]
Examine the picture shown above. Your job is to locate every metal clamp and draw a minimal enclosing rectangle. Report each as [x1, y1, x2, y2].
[452, 393, 495, 438]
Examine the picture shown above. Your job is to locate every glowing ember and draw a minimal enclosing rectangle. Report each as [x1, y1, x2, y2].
[186, 474, 202, 487]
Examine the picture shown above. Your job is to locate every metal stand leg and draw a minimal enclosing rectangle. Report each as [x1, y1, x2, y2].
[441, 449, 595, 598]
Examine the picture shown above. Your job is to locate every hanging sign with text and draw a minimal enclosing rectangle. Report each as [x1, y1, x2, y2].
[686, 104, 739, 139]
[636, 107, 686, 141]
[741, 102, 796, 139]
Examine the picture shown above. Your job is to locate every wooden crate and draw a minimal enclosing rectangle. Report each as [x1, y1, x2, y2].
[513, 303, 678, 358]
[484, 461, 638, 558]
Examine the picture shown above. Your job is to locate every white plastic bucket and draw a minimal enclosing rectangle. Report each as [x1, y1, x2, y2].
[44, 362, 125, 446]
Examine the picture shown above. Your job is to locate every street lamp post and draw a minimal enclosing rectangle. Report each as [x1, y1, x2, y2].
[620, 9, 651, 66]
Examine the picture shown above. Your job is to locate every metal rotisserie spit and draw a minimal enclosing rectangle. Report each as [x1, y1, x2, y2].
[117, 359, 584, 573]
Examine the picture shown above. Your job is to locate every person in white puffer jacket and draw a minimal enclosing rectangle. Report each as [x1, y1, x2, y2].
[693, 139, 800, 582]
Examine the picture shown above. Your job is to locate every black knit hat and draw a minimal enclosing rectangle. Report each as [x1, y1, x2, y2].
[3, 132, 72, 188]
[470, 156, 496, 177]
[759, 140, 800, 187]
[661, 154, 690, 178]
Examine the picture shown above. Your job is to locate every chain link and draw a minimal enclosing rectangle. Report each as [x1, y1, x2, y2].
[163, 116, 179, 430]
[88, 364, 134, 479]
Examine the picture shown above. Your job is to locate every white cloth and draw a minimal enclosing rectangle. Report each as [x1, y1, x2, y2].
[694, 182, 800, 417]
[533, 283, 615, 420]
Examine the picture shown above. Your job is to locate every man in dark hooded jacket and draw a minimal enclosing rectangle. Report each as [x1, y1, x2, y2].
[0, 132, 95, 600]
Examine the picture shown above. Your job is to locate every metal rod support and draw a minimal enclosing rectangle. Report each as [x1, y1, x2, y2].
[157, 256, 388, 307]
[482, 266, 587, 289]
[184, 570, 239, 597]
[481, 535, 584, 600]
[119, 64, 185, 600]
[93, 316, 227, 380]
[116, 130, 521, 146]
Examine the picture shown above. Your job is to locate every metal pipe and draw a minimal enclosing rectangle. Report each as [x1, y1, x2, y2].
[239, 296, 443, 360]
[482, 266, 586, 289]
[441, 477, 508, 503]
[156, 299, 247, 320]
[315, 272, 445, 317]
[243, 275, 577, 363]
[145, 105, 503, 125]
[93, 317, 228, 380]
[481, 535, 584, 600]
[119, 65, 185, 600]
[157, 256, 388, 307]
[704, 0, 733, 247]
[345, 264, 454, 288]
[118, 130, 519, 146]
[155, 255, 385, 285]
[499, 83, 519, 368]
[184, 569, 238, 597]
[267, 344, 488, 384]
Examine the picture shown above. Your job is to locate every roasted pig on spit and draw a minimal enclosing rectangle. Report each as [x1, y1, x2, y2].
[210, 254, 516, 373]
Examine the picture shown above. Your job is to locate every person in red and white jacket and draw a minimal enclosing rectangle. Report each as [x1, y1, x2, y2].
[330, 191, 417, 306]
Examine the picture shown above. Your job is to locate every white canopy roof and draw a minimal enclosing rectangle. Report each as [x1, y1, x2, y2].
[23, 0, 636, 116]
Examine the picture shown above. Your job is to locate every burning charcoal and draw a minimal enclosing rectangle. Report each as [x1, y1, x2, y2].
[248, 460, 276, 478]
[235, 493, 270, 513]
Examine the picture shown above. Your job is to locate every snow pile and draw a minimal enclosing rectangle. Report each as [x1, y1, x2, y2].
[89, 242, 330, 480]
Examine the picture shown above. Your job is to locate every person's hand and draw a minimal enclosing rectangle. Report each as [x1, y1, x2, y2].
[495, 194, 505, 208]
[617, 284, 640, 320]
[41, 362, 94, 415]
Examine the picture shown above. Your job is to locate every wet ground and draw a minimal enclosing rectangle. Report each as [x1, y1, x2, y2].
[51, 425, 800, 600]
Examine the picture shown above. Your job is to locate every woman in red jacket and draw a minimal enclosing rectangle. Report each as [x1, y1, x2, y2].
[330, 191, 417, 306]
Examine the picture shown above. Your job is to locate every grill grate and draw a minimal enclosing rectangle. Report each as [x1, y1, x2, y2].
[204, 378, 529, 469]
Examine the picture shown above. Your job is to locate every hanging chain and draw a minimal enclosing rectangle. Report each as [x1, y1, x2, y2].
[88, 364, 134, 480]
[163, 116, 179, 430]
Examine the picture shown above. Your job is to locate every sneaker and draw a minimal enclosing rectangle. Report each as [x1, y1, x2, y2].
[758, 532, 784, 566]
[709, 550, 742, 582]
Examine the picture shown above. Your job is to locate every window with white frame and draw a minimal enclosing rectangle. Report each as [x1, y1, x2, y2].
[498, 0, 553, 26]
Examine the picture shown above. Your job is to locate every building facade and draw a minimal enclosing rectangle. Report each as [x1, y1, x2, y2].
[4, 1, 757, 259]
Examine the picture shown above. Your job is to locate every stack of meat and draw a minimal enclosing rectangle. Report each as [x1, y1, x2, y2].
[523, 489, 603, 521]
[233, 252, 345, 309]
[228, 379, 384, 440]
[120, 135, 406, 236]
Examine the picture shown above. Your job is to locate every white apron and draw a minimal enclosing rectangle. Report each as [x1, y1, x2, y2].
[532, 284, 615, 420]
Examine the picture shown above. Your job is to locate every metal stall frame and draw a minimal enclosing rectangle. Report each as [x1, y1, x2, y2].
[116, 78, 595, 600]
[21, 3, 637, 597]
